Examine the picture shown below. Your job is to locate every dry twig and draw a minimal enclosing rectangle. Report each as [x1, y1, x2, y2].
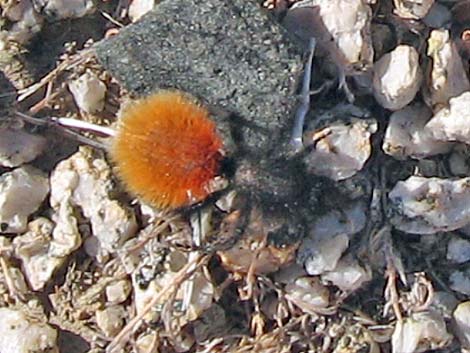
[106, 253, 210, 353]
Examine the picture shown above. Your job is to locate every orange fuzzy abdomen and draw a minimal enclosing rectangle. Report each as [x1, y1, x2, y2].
[110, 91, 223, 210]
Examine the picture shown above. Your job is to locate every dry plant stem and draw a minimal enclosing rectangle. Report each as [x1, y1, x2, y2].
[29, 82, 63, 114]
[411, 274, 434, 312]
[241, 236, 268, 300]
[106, 253, 210, 353]
[100, 10, 125, 28]
[290, 37, 316, 153]
[258, 277, 290, 326]
[0, 256, 24, 302]
[28, 80, 54, 114]
[121, 216, 178, 254]
[384, 262, 403, 322]
[199, 338, 224, 353]
[17, 49, 94, 102]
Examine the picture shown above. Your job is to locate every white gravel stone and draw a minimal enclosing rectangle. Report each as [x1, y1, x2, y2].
[447, 236, 470, 263]
[0, 237, 29, 296]
[68, 71, 107, 114]
[389, 176, 470, 234]
[322, 256, 372, 292]
[312, 201, 367, 239]
[135, 332, 159, 353]
[128, 0, 156, 22]
[426, 29, 470, 107]
[13, 218, 67, 291]
[106, 279, 131, 304]
[35, 0, 95, 19]
[304, 119, 377, 180]
[0, 128, 46, 167]
[287, 0, 374, 67]
[96, 305, 126, 337]
[0, 264, 29, 297]
[0, 307, 58, 353]
[425, 92, 470, 145]
[0, 166, 49, 233]
[285, 276, 329, 314]
[454, 301, 470, 349]
[383, 104, 453, 159]
[373, 45, 422, 110]
[133, 273, 161, 322]
[133, 249, 214, 325]
[50, 148, 137, 260]
[298, 202, 366, 275]
[1, 0, 43, 44]
[391, 310, 452, 353]
[299, 233, 349, 275]
[393, 0, 434, 19]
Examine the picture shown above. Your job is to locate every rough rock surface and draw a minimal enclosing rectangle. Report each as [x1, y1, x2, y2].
[95, 0, 304, 154]
[426, 92, 470, 145]
[303, 118, 377, 180]
[454, 301, 470, 349]
[0, 166, 49, 233]
[426, 29, 470, 106]
[285, 0, 373, 68]
[389, 176, 470, 234]
[13, 218, 64, 290]
[0, 128, 46, 167]
[0, 307, 58, 353]
[391, 310, 452, 353]
[373, 45, 422, 110]
[382, 104, 452, 159]
[50, 147, 137, 261]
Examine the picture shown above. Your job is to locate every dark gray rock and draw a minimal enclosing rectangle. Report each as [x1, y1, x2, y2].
[94, 0, 304, 154]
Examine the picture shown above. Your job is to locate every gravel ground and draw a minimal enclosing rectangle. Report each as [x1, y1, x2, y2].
[1, 1, 470, 353]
